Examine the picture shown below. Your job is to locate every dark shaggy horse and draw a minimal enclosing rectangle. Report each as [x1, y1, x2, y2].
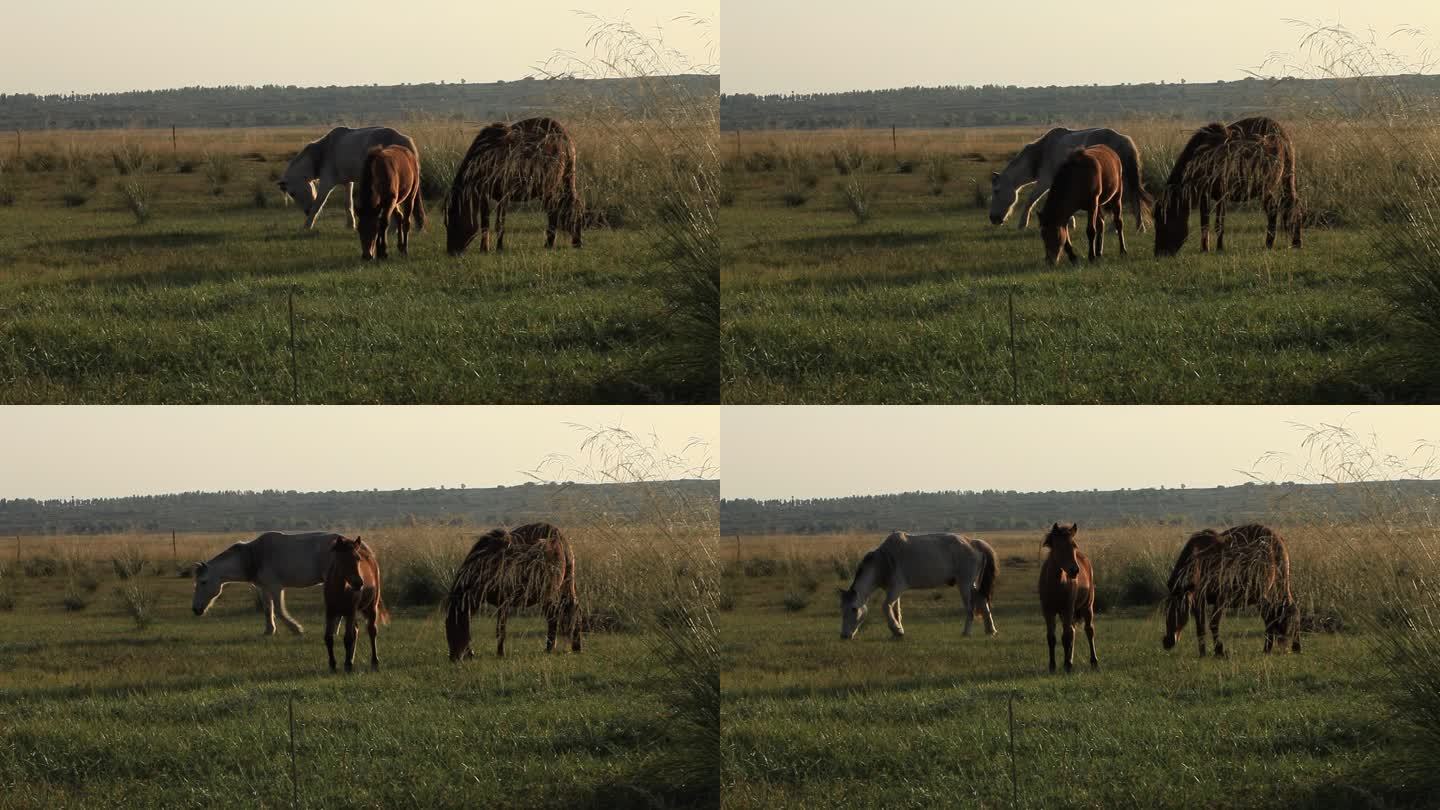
[1153, 117, 1302, 256]
[444, 522, 583, 661]
[444, 117, 582, 255]
[1162, 524, 1300, 657]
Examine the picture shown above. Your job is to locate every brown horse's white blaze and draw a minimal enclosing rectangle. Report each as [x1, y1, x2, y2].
[838, 531, 998, 641]
[322, 536, 388, 673]
[1153, 117, 1303, 256]
[444, 117, 582, 256]
[1038, 523, 1098, 673]
[1038, 145, 1137, 266]
[444, 523, 582, 662]
[1162, 524, 1300, 657]
[356, 145, 425, 261]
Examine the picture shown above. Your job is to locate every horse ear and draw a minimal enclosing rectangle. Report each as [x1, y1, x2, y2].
[1051, 522, 1059, 532]
[991, 171, 1000, 180]
[1070, 523, 1079, 534]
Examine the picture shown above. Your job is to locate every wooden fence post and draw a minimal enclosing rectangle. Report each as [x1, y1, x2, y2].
[288, 286, 299, 403]
[171, 529, 178, 566]
[171, 125, 177, 156]
[892, 125, 897, 162]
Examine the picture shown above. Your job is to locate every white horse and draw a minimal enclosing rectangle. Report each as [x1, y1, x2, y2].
[989, 127, 1149, 231]
[192, 531, 343, 635]
[278, 126, 419, 230]
[838, 531, 998, 640]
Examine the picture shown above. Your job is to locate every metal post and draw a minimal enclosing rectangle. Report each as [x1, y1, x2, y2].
[1008, 288, 1018, 403]
[288, 287, 298, 403]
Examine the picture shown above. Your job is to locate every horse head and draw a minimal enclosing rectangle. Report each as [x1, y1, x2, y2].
[329, 537, 366, 591]
[1152, 187, 1190, 256]
[837, 586, 867, 640]
[1042, 522, 1082, 578]
[191, 560, 221, 616]
[989, 168, 1021, 225]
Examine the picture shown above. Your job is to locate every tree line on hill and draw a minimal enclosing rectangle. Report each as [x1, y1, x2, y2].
[0, 480, 717, 535]
[719, 74, 1440, 131]
[0, 75, 718, 131]
[719, 480, 1440, 536]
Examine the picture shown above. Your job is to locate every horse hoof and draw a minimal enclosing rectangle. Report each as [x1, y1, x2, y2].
[1091, 660, 1099, 670]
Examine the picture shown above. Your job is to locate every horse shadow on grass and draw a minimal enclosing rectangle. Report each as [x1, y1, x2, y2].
[775, 229, 947, 255]
[40, 231, 229, 253]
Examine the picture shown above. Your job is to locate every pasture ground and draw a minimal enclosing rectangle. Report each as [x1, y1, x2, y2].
[721, 531, 1407, 809]
[0, 126, 685, 404]
[720, 124, 1395, 404]
[0, 531, 700, 809]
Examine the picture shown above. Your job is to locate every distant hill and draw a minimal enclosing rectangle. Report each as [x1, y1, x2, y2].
[720, 74, 1440, 131]
[720, 480, 1440, 536]
[0, 480, 718, 535]
[0, 75, 718, 131]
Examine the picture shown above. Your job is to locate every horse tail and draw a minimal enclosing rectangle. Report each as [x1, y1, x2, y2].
[412, 177, 427, 232]
[1122, 140, 1152, 229]
[971, 538, 997, 617]
[375, 591, 391, 625]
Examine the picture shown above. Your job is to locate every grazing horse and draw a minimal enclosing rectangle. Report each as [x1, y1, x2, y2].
[837, 531, 998, 640]
[1153, 117, 1302, 256]
[1163, 524, 1300, 657]
[278, 126, 419, 230]
[356, 145, 425, 260]
[1038, 523, 1098, 673]
[192, 531, 341, 635]
[322, 537, 388, 673]
[990, 126, 1149, 230]
[444, 522, 583, 661]
[1038, 145, 1132, 266]
[444, 117, 583, 255]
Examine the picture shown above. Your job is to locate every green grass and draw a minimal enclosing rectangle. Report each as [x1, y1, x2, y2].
[0, 572, 690, 808]
[0, 156, 681, 403]
[721, 156, 1391, 403]
[722, 561, 1406, 809]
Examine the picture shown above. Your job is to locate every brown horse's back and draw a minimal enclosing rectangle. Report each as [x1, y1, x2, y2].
[1039, 145, 1123, 228]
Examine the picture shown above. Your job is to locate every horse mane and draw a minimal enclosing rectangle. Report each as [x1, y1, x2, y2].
[1166, 529, 1218, 595]
[218, 541, 261, 581]
[1164, 123, 1228, 187]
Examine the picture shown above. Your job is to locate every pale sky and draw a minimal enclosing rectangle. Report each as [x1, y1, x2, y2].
[722, 407, 1440, 500]
[2, 1, 717, 95]
[0, 407, 718, 500]
[723, 2, 1439, 94]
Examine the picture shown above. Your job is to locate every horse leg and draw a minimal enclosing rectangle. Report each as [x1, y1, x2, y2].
[545, 209, 559, 249]
[544, 602, 559, 653]
[1045, 612, 1058, 673]
[1199, 196, 1211, 252]
[324, 613, 341, 673]
[1112, 198, 1127, 255]
[367, 608, 380, 671]
[1018, 180, 1049, 230]
[342, 613, 358, 673]
[1265, 197, 1279, 249]
[1209, 607, 1226, 658]
[276, 590, 304, 635]
[260, 588, 278, 636]
[495, 201, 507, 252]
[398, 209, 410, 256]
[1214, 200, 1227, 252]
[1062, 230, 1079, 265]
[980, 591, 998, 636]
[1085, 608, 1099, 669]
[347, 182, 358, 230]
[495, 606, 509, 657]
[1061, 611, 1077, 673]
[1088, 205, 1102, 261]
[568, 595, 583, 652]
[478, 197, 491, 253]
[1194, 598, 1207, 657]
[571, 202, 583, 248]
[884, 587, 905, 638]
[376, 207, 390, 261]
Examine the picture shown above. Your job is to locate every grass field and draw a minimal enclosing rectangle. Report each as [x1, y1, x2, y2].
[720, 123, 1414, 404]
[720, 529, 1413, 809]
[0, 119, 709, 404]
[0, 525, 716, 808]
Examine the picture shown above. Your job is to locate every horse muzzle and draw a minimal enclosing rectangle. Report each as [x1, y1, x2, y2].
[989, 215, 1004, 226]
[193, 606, 204, 616]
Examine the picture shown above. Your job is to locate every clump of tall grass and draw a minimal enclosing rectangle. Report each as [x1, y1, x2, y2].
[541, 14, 719, 402]
[969, 178, 989, 209]
[781, 590, 810, 612]
[116, 580, 156, 629]
[22, 556, 58, 577]
[388, 544, 458, 608]
[61, 177, 90, 207]
[111, 545, 149, 580]
[116, 180, 152, 223]
[0, 562, 13, 611]
[250, 178, 272, 208]
[23, 150, 59, 172]
[62, 581, 88, 611]
[203, 150, 234, 194]
[538, 422, 718, 806]
[837, 173, 873, 223]
[924, 153, 951, 195]
[110, 141, 152, 176]
[0, 160, 14, 207]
